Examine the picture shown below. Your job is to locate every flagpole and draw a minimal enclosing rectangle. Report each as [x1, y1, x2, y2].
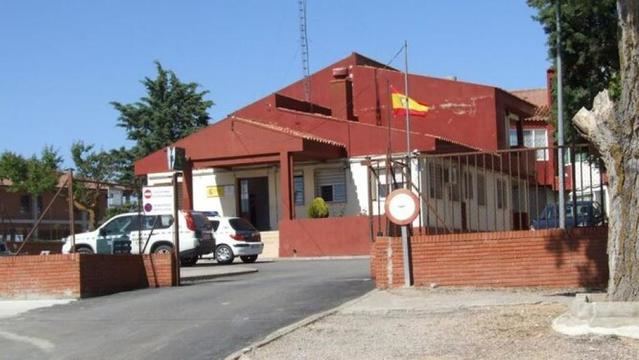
[403, 40, 411, 160]
[401, 40, 412, 288]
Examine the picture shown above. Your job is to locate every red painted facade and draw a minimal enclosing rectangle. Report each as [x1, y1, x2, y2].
[136, 52, 539, 176]
[134, 53, 550, 257]
[279, 216, 372, 257]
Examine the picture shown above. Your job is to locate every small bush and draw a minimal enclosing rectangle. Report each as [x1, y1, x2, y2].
[308, 197, 329, 218]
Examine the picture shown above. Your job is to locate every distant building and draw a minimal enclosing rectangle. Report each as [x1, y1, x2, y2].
[0, 176, 123, 241]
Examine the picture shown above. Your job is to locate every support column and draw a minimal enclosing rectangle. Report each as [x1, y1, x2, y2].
[181, 160, 193, 210]
[279, 152, 293, 221]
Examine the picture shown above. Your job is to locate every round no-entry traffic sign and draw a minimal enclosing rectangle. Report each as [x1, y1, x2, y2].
[144, 189, 152, 199]
[385, 189, 420, 225]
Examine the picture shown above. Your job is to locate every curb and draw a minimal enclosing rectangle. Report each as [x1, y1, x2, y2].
[263, 255, 371, 262]
[181, 268, 258, 282]
[224, 289, 379, 360]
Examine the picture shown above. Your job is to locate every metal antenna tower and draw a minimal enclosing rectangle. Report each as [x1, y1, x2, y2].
[298, 0, 311, 102]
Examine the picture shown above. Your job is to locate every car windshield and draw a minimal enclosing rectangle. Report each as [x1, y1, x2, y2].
[229, 218, 257, 232]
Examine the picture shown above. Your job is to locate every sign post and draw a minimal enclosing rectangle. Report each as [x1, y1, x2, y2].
[143, 181, 182, 286]
[167, 146, 185, 286]
[171, 172, 181, 286]
[385, 188, 419, 287]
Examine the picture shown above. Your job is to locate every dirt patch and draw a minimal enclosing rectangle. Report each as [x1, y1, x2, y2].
[244, 303, 639, 360]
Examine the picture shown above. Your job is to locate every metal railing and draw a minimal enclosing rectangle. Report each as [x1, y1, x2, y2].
[367, 144, 608, 236]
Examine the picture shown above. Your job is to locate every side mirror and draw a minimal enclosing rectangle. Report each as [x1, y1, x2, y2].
[99, 228, 107, 237]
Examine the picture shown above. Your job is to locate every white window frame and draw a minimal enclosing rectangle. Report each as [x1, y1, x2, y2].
[314, 167, 347, 203]
[523, 128, 549, 161]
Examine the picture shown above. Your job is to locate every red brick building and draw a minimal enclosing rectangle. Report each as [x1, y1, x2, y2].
[135, 53, 551, 256]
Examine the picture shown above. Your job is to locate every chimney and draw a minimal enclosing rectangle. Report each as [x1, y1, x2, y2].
[330, 67, 355, 121]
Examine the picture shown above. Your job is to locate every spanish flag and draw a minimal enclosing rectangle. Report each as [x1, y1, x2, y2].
[391, 87, 430, 116]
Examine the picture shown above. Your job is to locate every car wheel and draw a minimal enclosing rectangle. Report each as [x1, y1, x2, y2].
[75, 246, 94, 254]
[153, 244, 174, 255]
[215, 244, 235, 265]
[240, 255, 258, 263]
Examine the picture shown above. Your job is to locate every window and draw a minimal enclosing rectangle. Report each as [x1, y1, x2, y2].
[477, 174, 486, 206]
[314, 168, 346, 203]
[496, 179, 507, 209]
[210, 220, 220, 232]
[140, 215, 173, 231]
[372, 167, 404, 200]
[463, 172, 473, 200]
[505, 112, 519, 146]
[509, 128, 519, 147]
[447, 166, 460, 202]
[229, 218, 258, 231]
[19, 195, 31, 214]
[294, 174, 304, 206]
[428, 163, 443, 199]
[523, 129, 548, 160]
[101, 216, 134, 236]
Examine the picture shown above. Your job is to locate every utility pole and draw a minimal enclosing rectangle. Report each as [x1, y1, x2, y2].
[556, 0, 566, 229]
[67, 169, 76, 251]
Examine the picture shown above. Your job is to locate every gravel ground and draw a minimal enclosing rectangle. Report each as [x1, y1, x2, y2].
[240, 289, 639, 360]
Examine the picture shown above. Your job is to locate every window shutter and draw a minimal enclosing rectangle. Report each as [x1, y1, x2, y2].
[314, 168, 347, 203]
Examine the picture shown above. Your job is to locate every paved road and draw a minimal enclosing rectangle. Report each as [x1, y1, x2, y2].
[0, 259, 372, 360]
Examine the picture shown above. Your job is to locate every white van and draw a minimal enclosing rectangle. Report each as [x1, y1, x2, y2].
[61, 211, 215, 266]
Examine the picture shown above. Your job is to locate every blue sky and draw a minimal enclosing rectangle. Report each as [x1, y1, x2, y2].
[0, 1, 549, 166]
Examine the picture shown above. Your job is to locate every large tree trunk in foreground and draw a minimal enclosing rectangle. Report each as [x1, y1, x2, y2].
[572, 1, 639, 301]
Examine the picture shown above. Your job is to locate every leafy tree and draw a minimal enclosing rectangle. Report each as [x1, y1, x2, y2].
[70, 142, 131, 229]
[527, 0, 619, 143]
[571, 0, 639, 301]
[112, 61, 214, 159]
[0, 147, 61, 195]
[0, 147, 61, 238]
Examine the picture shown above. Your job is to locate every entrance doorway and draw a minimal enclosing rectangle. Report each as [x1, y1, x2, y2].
[238, 177, 270, 230]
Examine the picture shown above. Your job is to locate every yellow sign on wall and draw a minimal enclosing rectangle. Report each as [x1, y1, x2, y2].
[206, 186, 225, 198]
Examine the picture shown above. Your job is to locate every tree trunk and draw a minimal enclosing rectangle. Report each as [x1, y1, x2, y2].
[73, 200, 97, 231]
[572, 0, 639, 301]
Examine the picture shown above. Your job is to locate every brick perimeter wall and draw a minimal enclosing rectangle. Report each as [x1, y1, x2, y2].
[0, 254, 81, 298]
[372, 227, 608, 289]
[0, 254, 175, 299]
[279, 216, 372, 257]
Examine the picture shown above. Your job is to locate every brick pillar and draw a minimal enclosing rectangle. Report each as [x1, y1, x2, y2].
[279, 152, 293, 220]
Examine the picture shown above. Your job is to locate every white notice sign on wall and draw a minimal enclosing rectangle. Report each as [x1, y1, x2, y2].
[142, 186, 174, 215]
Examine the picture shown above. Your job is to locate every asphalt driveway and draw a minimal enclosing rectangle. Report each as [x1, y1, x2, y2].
[0, 259, 372, 360]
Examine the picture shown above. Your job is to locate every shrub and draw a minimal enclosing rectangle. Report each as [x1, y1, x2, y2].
[308, 197, 329, 218]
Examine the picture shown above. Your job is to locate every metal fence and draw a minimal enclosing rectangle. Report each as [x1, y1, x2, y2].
[367, 144, 608, 236]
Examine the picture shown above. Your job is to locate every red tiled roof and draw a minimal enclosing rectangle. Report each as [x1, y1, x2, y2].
[524, 104, 551, 122]
[231, 116, 346, 148]
[511, 88, 548, 107]
[273, 108, 486, 152]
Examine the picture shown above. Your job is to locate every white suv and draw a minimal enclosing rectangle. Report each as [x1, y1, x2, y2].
[204, 213, 264, 265]
[61, 211, 215, 266]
